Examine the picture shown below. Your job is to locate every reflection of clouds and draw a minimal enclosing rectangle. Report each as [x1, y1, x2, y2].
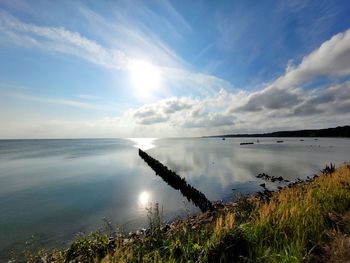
[150, 138, 350, 200]
[0, 139, 133, 160]
[0, 141, 192, 252]
[1, 138, 350, 254]
[128, 138, 157, 151]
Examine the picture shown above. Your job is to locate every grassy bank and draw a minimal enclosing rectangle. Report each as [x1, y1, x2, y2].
[28, 164, 350, 262]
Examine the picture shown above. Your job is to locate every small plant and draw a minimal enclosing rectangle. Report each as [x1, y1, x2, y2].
[146, 202, 163, 237]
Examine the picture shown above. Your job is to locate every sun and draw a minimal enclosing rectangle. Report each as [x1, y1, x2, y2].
[128, 59, 160, 95]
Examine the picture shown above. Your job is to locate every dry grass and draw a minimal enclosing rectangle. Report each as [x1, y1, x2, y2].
[313, 230, 350, 263]
[245, 164, 350, 262]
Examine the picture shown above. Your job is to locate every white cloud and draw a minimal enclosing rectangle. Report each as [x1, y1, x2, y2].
[162, 68, 232, 97]
[77, 4, 188, 69]
[157, 0, 192, 32]
[0, 8, 231, 98]
[0, 10, 128, 70]
[2, 78, 350, 138]
[239, 28, 350, 113]
[1, 91, 118, 112]
[130, 97, 197, 125]
[0, 117, 123, 139]
[182, 113, 234, 128]
[126, 92, 236, 131]
[122, 28, 350, 136]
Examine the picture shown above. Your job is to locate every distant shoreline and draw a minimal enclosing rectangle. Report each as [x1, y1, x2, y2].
[203, 125, 350, 138]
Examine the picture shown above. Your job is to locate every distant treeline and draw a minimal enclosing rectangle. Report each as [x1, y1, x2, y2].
[205, 125, 350, 138]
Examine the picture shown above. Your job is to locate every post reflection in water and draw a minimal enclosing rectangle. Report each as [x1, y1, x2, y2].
[128, 138, 157, 151]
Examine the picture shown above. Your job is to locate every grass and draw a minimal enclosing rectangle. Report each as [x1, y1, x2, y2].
[25, 163, 350, 262]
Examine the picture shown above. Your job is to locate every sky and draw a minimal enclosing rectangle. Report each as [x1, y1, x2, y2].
[0, 0, 350, 138]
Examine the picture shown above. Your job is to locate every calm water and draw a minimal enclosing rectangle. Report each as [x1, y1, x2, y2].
[0, 137, 349, 259]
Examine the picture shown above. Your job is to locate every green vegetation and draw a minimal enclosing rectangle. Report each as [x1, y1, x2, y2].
[26, 164, 350, 262]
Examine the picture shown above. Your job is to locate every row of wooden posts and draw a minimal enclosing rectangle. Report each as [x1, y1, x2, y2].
[138, 149, 213, 212]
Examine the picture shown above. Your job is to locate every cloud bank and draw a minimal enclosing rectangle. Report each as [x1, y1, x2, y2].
[123, 29, 350, 136]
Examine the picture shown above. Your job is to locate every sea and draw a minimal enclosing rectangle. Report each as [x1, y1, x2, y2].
[0, 137, 349, 260]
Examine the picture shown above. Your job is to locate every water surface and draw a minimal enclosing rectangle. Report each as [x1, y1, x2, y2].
[0, 137, 349, 259]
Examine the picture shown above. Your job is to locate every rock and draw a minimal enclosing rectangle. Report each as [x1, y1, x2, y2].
[136, 229, 146, 236]
[161, 224, 170, 232]
[108, 236, 116, 250]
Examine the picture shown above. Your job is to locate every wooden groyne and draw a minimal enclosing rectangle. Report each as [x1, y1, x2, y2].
[240, 142, 254, 145]
[138, 149, 214, 212]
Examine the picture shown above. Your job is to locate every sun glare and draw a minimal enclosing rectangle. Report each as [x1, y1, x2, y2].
[128, 60, 160, 94]
[128, 138, 157, 151]
[138, 191, 151, 206]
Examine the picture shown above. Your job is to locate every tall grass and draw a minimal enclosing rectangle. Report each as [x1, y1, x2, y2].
[246, 164, 350, 262]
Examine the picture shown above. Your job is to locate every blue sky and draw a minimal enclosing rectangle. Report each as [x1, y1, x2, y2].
[0, 0, 350, 138]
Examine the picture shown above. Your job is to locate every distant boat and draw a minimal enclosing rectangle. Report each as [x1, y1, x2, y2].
[276, 140, 284, 143]
[222, 137, 225, 140]
[300, 139, 304, 141]
[240, 142, 254, 145]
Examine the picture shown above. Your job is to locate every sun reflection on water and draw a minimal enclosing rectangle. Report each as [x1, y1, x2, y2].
[138, 191, 151, 207]
[128, 138, 157, 151]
